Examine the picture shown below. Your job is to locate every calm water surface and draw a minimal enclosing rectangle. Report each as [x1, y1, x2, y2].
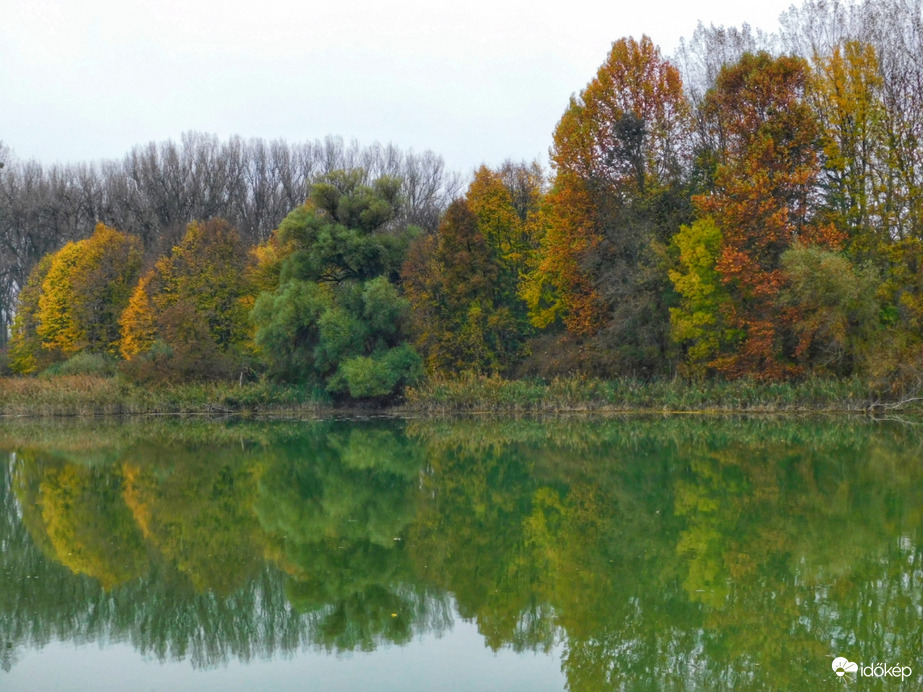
[0, 416, 920, 690]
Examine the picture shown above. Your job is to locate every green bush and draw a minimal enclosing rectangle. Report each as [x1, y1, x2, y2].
[332, 344, 423, 399]
[41, 352, 119, 378]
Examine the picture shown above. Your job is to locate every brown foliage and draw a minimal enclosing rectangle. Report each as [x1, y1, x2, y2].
[696, 52, 844, 380]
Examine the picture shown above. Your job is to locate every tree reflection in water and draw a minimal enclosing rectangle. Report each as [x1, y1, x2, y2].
[0, 417, 920, 689]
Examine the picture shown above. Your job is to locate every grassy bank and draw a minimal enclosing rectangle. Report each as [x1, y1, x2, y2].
[0, 376, 329, 417]
[0, 373, 919, 417]
[401, 374, 921, 414]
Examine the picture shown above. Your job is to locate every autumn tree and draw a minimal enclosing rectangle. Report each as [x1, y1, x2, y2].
[694, 52, 842, 380]
[8, 255, 55, 374]
[118, 273, 157, 360]
[9, 224, 142, 373]
[404, 162, 542, 375]
[35, 242, 87, 357]
[36, 224, 142, 357]
[403, 200, 522, 373]
[780, 245, 879, 375]
[120, 218, 253, 381]
[668, 218, 738, 377]
[867, 237, 923, 392]
[466, 162, 544, 281]
[520, 175, 600, 334]
[809, 41, 890, 257]
[251, 171, 422, 399]
[523, 36, 693, 375]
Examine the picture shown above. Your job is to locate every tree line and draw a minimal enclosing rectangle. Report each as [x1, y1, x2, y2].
[0, 135, 460, 350]
[4, 0, 923, 394]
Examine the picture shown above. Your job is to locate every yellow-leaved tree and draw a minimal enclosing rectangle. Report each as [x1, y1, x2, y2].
[10, 224, 142, 373]
[8, 255, 55, 374]
[118, 272, 158, 359]
[668, 218, 738, 377]
[119, 218, 254, 381]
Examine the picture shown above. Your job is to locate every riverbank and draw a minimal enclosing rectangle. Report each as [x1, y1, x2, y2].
[0, 373, 919, 417]
[0, 375, 328, 417]
[402, 374, 919, 414]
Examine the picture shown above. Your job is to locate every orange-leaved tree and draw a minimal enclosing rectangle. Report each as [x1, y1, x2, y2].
[523, 35, 693, 374]
[694, 52, 843, 380]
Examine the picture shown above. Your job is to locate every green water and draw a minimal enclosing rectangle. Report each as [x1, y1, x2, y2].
[0, 416, 920, 690]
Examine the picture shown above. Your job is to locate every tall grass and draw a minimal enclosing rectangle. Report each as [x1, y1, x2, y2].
[402, 373, 904, 414]
[0, 376, 330, 417]
[0, 372, 915, 417]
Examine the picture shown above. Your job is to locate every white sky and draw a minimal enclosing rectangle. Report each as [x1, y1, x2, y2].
[1, 0, 798, 175]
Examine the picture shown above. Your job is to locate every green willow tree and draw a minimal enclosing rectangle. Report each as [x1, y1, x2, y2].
[251, 170, 422, 399]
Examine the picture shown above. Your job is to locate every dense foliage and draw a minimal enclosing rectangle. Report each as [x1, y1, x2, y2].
[5, 0, 923, 396]
[0, 137, 459, 351]
[251, 172, 423, 398]
[403, 163, 541, 375]
[119, 218, 253, 382]
[9, 225, 141, 373]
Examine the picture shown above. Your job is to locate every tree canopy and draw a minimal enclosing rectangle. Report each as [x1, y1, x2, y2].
[252, 171, 422, 398]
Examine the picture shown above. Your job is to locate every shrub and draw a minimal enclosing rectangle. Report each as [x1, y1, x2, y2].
[41, 352, 119, 378]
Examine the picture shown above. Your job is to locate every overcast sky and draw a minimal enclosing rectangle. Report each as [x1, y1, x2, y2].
[2, 0, 799, 175]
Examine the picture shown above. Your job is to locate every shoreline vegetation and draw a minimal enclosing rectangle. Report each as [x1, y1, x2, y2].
[0, 374, 920, 417]
[6, 3, 923, 405]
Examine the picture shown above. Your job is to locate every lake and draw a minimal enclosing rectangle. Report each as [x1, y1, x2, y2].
[0, 416, 920, 690]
